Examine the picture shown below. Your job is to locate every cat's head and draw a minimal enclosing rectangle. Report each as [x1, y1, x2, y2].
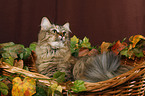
[39, 17, 71, 49]
[41, 17, 71, 32]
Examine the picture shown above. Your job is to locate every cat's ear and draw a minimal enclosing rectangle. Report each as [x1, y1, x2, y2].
[63, 23, 71, 32]
[41, 17, 52, 30]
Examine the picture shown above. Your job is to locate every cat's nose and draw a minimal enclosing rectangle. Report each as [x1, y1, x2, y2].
[57, 36, 63, 41]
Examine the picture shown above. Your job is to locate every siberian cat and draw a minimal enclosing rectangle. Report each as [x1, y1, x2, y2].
[35, 17, 73, 80]
[73, 52, 133, 82]
[36, 17, 133, 82]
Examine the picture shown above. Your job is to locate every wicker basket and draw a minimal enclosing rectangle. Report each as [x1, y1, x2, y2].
[70, 57, 145, 96]
[1, 54, 145, 96]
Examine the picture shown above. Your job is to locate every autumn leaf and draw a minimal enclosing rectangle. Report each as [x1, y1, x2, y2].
[70, 35, 80, 56]
[14, 59, 24, 69]
[81, 37, 91, 48]
[12, 77, 36, 96]
[111, 40, 126, 55]
[82, 37, 89, 43]
[56, 85, 62, 93]
[87, 48, 98, 56]
[128, 44, 133, 50]
[100, 42, 111, 53]
[71, 35, 79, 44]
[78, 48, 89, 57]
[129, 35, 145, 48]
[50, 83, 63, 96]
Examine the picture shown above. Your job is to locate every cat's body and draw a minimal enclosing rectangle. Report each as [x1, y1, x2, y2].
[36, 17, 133, 82]
[36, 17, 73, 80]
[73, 52, 133, 82]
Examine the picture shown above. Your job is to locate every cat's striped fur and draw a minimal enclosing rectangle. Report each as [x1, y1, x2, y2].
[35, 17, 73, 80]
[73, 52, 133, 82]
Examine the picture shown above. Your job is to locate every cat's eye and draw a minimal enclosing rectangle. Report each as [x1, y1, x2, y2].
[52, 29, 57, 33]
[63, 32, 66, 36]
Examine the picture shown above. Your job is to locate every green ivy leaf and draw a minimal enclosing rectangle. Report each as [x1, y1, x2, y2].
[0, 42, 15, 47]
[23, 48, 31, 59]
[15, 48, 25, 54]
[3, 44, 24, 52]
[81, 42, 91, 48]
[121, 37, 126, 43]
[29, 43, 37, 51]
[53, 90, 63, 96]
[33, 86, 47, 96]
[0, 88, 8, 96]
[133, 48, 144, 57]
[2, 52, 11, 59]
[71, 80, 86, 93]
[24, 66, 29, 71]
[0, 48, 6, 54]
[0, 81, 9, 95]
[53, 71, 65, 83]
[120, 49, 129, 57]
[70, 42, 77, 53]
[19, 53, 24, 59]
[3, 56, 14, 66]
[0, 81, 8, 90]
[9, 51, 18, 59]
[135, 52, 144, 57]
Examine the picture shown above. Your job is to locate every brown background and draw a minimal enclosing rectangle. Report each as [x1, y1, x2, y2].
[0, 0, 145, 47]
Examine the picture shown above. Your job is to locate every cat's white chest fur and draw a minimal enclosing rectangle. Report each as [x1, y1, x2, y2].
[49, 41, 64, 49]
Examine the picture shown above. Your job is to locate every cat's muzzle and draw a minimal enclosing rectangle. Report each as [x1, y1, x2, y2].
[49, 41, 64, 49]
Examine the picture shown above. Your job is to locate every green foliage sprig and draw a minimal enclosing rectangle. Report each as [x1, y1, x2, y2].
[70, 35, 92, 57]
[0, 42, 37, 65]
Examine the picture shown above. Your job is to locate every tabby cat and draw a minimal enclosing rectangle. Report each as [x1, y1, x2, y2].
[73, 52, 133, 82]
[36, 17, 133, 82]
[35, 17, 73, 80]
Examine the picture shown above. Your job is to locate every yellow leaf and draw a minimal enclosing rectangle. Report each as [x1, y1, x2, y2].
[82, 37, 89, 43]
[50, 83, 62, 95]
[50, 83, 58, 96]
[128, 44, 133, 50]
[12, 77, 24, 96]
[129, 35, 145, 48]
[56, 85, 62, 93]
[23, 77, 36, 96]
[101, 42, 111, 53]
[12, 77, 36, 96]
[71, 35, 79, 44]
[51, 83, 58, 91]
[129, 36, 133, 42]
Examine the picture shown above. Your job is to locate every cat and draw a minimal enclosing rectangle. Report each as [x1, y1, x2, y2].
[73, 52, 133, 82]
[35, 17, 73, 80]
[35, 17, 133, 82]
